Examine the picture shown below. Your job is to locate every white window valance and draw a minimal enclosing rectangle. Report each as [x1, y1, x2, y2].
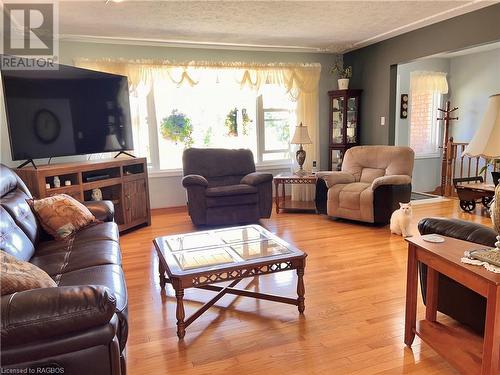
[73, 58, 321, 95]
[410, 71, 448, 94]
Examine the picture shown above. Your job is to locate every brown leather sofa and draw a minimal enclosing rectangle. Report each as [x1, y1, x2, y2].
[0, 164, 128, 375]
[316, 146, 414, 224]
[182, 148, 273, 226]
[418, 217, 497, 334]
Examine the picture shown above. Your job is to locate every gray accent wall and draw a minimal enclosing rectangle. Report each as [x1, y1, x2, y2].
[343, 3, 500, 146]
[448, 47, 500, 142]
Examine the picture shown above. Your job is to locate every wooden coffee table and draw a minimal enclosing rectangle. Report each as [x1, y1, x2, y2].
[404, 236, 500, 374]
[153, 225, 307, 339]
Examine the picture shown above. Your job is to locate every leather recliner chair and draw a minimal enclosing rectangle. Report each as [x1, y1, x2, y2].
[316, 146, 415, 224]
[0, 164, 128, 375]
[182, 148, 273, 226]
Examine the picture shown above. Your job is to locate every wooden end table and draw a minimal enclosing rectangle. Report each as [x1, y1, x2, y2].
[153, 225, 307, 339]
[404, 236, 500, 374]
[273, 173, 317, 214]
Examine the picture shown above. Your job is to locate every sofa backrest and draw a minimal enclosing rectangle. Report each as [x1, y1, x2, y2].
[182, 148, 256, 187]
[0, 164, 38, 260]
[342, 146, 415, 183]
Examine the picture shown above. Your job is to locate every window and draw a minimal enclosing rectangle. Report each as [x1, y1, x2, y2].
[130, 71, 296, 171]
[257, 84, 295, 163]
[409, 91, 441, 156]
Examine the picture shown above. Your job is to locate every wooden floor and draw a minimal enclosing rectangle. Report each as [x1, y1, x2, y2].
[120, 199, 491, 374]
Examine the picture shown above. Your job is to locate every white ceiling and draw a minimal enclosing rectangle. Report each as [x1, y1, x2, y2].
[58, 1, 497, 53]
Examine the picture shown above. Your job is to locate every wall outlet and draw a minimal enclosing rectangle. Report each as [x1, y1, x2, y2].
[380, 116, 386, 126]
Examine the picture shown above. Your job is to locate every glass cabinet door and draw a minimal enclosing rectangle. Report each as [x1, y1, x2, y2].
[346, 96, 358, 144]
[331, 97, 344, 144]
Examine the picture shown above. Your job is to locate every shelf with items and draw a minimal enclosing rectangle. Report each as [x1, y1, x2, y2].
[15, 157, 150, 232]
[328, 89, 362, 170]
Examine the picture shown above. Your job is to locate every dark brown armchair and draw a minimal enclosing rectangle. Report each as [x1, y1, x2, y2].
[182, 148, 273, 226]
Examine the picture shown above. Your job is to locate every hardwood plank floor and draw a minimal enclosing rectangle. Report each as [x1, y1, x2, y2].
[120, 199, 491, 374]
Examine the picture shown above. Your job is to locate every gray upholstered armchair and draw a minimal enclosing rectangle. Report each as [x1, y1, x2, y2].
[316, 146, 415, 224]
[182, 148, 273, 226]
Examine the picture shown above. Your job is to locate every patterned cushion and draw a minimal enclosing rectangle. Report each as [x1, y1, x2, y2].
[28, 194, 97, 240]
[1, 250, 56, 295]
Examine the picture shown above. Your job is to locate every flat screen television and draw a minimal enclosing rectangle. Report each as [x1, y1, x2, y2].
[1, 61, 133, 161]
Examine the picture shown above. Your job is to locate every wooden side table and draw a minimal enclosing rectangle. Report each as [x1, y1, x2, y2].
[273, 173, 317, 214]
[404, 236, 500, 374]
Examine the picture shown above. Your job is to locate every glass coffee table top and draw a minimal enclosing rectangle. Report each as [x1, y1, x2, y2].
[154, 225, 304, 275]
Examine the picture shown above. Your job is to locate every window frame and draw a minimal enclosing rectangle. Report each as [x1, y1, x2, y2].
[140, 83, 294, 173]
[409, 90, 443, 159]
[255, 94, 293, 165]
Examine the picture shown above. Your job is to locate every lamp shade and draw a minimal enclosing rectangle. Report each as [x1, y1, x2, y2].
[463, 94, 500, 159]
[291, 122, 312, 145]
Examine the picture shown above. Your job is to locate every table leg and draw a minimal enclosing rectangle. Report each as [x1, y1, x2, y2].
[482, 285, 500, 374]
[158, 261, 167, 289]
[425, 268, 439, 322]
[297, 266, 305, 314]
[175, 289, 186, 339]
[404, 243, 418, 347]
[282, 182, 285, 209]
[274, 181, 280, 214]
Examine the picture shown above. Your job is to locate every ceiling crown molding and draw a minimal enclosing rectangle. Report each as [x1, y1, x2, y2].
[59, 34, 335, 54]
[346, 0, 495, 52]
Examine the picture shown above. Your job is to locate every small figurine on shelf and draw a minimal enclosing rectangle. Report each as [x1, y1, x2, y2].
[91, 188, 103, 201]
[53, 176, 60, 188]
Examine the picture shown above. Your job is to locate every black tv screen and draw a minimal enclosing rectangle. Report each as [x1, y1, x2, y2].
[1, 62, 133, 160]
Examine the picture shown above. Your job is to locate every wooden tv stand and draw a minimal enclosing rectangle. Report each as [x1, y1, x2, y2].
[16, 158, 151, 232]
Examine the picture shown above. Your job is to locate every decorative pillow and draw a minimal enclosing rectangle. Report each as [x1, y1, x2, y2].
[28, 194, 97, 240]
[1, 251, 56, 295]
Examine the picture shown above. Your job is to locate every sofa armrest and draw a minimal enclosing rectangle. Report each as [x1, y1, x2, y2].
[240, 172, 273, 186]
[418, 217, 497, 247]
[371, 175, 411, 191]
[83, 200, 114, 222]
[316, 171, 355, 188]
[182, 174, 208, 188]
[1, 286, 116, 346]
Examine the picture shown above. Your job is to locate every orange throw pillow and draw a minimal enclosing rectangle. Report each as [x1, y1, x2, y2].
[1, 251, 57, 295]
[28, 194, 97, 240]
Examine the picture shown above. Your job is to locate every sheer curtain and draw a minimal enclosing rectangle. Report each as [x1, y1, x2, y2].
[74, 58, 321, 201]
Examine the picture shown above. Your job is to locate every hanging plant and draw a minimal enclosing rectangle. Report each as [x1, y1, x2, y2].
[160, 109, 193, 148]
[225, 107, 238, 136]
[241, 108, 253, 136]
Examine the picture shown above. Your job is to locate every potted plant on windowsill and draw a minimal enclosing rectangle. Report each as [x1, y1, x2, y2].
[160, 109, 193, 148]
[330, 60, 352, 90]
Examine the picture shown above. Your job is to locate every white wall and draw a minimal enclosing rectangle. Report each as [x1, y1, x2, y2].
[1, 41, 337, 208]
[395, 58, 450, 192]
[448, 47, 500, 142]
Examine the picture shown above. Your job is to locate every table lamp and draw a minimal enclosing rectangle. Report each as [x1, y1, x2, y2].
[463, 94, 500, 252]
[291, 122, 312, 176]
[463, 93, 500, 164]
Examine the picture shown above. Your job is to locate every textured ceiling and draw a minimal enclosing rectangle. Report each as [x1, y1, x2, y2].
[58, 1, 495, 53]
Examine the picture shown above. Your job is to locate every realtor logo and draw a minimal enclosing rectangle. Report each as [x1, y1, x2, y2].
[1, 1, 59, 69]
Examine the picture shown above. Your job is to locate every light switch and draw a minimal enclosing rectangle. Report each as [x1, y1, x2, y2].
[380, 116, 385, 126]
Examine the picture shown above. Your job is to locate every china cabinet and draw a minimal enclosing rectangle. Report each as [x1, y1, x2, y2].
[328, 89, 362, 170]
